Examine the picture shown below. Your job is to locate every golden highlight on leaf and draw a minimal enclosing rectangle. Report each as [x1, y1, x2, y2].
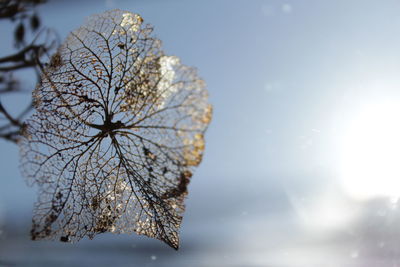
[18, 9, 212, 250]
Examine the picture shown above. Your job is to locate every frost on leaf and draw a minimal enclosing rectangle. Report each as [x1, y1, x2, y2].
[18, 9, 212, 250]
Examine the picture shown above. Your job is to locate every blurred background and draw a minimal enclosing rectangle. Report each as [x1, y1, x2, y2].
[2, 0, 400, 266]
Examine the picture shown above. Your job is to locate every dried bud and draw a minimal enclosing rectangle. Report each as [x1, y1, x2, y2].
[30, 14, 40, 31]
[14, 23, 25, 45]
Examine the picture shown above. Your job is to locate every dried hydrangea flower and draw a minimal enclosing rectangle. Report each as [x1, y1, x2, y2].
[19, 9, 212, 249]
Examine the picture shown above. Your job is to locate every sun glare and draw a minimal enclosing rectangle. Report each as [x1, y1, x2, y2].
[338, 99, 400, 200]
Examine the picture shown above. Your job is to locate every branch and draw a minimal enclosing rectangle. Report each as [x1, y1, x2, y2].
[0, 101, 21, 127]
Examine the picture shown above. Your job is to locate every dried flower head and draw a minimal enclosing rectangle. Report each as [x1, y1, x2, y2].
[19, 9, 212, 249]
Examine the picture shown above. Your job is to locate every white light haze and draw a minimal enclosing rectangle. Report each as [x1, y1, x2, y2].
[338, 99, 400, 200]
